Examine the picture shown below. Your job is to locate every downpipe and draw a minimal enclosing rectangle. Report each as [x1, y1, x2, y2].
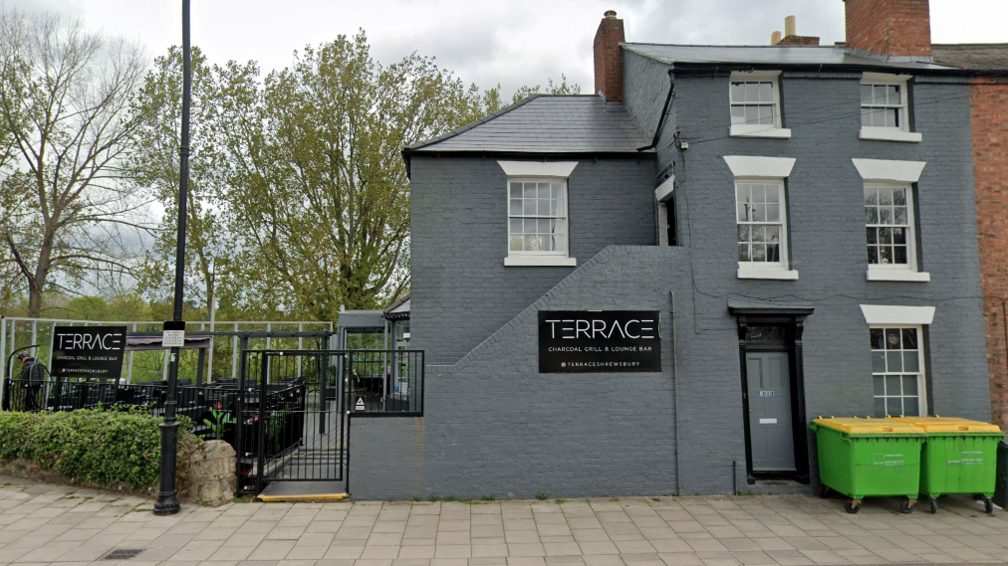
[670, 291, 681, 495]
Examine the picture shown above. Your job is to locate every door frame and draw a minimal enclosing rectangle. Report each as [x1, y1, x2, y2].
[729, 302, 814, 485]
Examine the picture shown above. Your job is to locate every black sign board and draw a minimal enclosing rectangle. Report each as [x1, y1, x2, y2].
[539, 311, 661, 373]
[51, 326, 128, 379]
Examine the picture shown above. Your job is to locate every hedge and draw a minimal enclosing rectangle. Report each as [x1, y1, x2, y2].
[0, 409, 200, 490]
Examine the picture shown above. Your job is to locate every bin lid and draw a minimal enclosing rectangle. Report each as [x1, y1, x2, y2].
[811, 417, 922, 435]
[893, 416, 1002, 433]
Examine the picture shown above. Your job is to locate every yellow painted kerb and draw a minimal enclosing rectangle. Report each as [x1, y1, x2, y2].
[257, 493, 349, 502]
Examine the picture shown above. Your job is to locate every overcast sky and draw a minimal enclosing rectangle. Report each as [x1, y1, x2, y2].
[12, 0, 1008, 97]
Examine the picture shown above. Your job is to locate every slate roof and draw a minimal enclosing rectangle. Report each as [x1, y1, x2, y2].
[405, 94, 650, 154]
[624, 43, 957, 71]
[932, 44, 1008, 71]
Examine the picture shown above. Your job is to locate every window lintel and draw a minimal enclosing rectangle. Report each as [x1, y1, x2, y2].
[498, 161, 578, 177]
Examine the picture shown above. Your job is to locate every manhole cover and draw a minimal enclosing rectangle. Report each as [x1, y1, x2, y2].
[102, 549, 145, 560]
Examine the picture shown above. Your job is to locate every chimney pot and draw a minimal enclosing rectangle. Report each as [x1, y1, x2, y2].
[604, 10, 617, 18]
[784, 15, 796, 37]
[771, 31, 782, 45]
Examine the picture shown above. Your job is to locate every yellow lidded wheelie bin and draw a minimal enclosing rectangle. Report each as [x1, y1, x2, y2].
[892, 416, 1003, 514]
[810, 417, 925, 513]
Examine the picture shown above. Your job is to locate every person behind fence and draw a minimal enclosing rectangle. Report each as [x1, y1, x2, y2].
[16, 352, 46, 412]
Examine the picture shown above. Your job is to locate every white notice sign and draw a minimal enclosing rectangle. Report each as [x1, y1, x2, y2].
[162, 330, 186, 348]
[355, 397, 365, 411]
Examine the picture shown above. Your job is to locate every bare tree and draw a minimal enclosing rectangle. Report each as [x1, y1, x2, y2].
[0, 7, 148, 316]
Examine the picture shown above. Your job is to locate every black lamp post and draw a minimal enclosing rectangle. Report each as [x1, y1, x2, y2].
[154, 0, 192, 516]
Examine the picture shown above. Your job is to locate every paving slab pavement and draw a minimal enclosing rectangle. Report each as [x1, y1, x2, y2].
[1, 475, 1006, 566]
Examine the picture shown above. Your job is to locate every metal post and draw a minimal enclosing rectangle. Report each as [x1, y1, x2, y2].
[127, 323, 137, 383]
[0, 318, 7, 408]
[256, 354, 267, 493]
[235, 336, 249, 493]
[264, 322, 272, 385]
[208, 295, 215, 382]
[9, 322, 15, 383]
[382, 324, 388, 409]
[46, 321, 56, 375]
[196, 348, 205, 385]
[318, 353, 327, 434]
[231, 322, 238, 379]
[155, 0, 191, 517]
[297, 322, 303, 378]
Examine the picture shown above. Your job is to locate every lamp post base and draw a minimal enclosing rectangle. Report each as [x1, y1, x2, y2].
[154, 418, 181, 515]
[153, 497, 180, 516]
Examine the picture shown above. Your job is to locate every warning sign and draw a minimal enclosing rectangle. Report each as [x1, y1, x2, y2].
[355, 397, 365, 411]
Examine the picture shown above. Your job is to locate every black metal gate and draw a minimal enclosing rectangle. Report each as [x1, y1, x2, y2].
[237, 349, 423, 495]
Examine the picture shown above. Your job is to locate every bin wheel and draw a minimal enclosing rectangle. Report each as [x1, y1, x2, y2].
[982, 496, 994, 514]
[817, 484, 830, 499]
[899, 498, 915, 514]
[928, 497, 938, 514]
[844, 499, 861, 514]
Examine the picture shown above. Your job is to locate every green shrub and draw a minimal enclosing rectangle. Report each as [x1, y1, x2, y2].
[0, 409, 199, 491]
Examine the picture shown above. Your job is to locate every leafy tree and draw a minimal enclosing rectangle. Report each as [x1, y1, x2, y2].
[129, 46, 227, 318]
[44, 292, 153, 321]
[134, 34, 581, 322]
[0, 7, 148, 316]
[219, 32, 581, 320]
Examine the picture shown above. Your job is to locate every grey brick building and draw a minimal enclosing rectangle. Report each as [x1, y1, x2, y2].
[349, 3, 991, 499]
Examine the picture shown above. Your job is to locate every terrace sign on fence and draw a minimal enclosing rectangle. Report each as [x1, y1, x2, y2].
[0, 317, 334, 408]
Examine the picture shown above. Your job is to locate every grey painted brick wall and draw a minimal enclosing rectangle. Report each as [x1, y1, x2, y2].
[352, 246, 695, 500]
[665, 69, 988, 491]
[410, 156, 656, 364]
[350, 63, 989, 500]
[623, 50, 679, 180]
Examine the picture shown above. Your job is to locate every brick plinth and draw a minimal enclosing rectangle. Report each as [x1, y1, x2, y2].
[972, 76, 1008, 428]
[844, 0, 931, 57]
[778, 35, 820, 46]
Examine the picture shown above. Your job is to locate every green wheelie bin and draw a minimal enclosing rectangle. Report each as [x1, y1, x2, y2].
[810, 417, 925, 514]
[893, 416, 1003, 514]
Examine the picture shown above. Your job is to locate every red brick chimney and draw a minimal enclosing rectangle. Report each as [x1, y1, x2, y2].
[844, 0, 932, 57]
[594, 10, 624, 102]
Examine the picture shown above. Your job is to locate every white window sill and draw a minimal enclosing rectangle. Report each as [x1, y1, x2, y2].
[859, 127, 922, 143]
[730, 125, 792, 139]
[737, 265, 799, 280]
[867, 269, 931, 282]
[504, 256, 577, 267]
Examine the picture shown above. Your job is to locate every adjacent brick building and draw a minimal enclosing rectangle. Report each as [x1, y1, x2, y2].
[932, 44, 1008, 429]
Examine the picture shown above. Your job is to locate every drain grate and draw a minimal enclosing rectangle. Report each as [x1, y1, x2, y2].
[102, 548, 145, 560]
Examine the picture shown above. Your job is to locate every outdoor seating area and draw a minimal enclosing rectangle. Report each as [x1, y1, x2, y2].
[0, 375, 307, 461]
